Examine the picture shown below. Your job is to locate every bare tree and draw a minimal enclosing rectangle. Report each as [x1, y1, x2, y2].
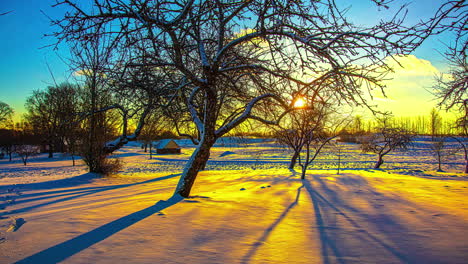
[139, 112, 166, 159]
[54, 0, 425, 197]
[450, 136, 468, 174]
[13, 121, 40, 166]
[275, 128, 304, 170]
[24, 83, 80, 158]
[275, 94, 337, 171]
[430, 137, 448, 172]
[0, 128, 15, 161]
[15, 145, 40, 166]
[63, 28, 169, 173]
[296, 98, 346, 179]
[361, 118, 414, 169]
[0, 101, 14, 128]
[298, 131, 337, 179]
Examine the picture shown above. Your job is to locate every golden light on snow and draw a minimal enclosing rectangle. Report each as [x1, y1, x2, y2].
[293, 97, 306, 108]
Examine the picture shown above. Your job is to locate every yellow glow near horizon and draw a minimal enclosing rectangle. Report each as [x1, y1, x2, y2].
[294, 97, 306, 108]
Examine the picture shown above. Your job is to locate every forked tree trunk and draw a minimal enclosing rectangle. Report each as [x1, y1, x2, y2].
[175, 137, 216, 197]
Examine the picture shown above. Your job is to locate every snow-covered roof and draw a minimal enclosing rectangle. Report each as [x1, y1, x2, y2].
[155, 139, 180, 149]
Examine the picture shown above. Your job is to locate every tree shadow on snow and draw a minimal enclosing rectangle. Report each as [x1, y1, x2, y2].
[14, 194, 183, 264]
[302, 175, 443, 264]
[241, 173, 440, 264]
[241, 184, 304, 264]
[0, 173, 99, 194]
[0, 173, 180, 217]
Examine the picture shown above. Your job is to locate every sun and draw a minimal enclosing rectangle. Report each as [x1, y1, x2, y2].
[293, 97, 306, 108]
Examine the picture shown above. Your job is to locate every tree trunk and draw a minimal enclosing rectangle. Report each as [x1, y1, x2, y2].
[149, 144, 152, 160]
[301, 166, 306, 179]
[337, 147, 341, 175]
[289, 151, 299, 169]
[48, 143, 53, 158]
[175, 137, 215, 198]
[374, 155, 384, 169]
[144, 143, 147, 153]
[465, 160, 468, 174]
[437, 154, 443, 172]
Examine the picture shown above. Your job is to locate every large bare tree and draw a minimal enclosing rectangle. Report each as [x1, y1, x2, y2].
[54, 0, 424, 197]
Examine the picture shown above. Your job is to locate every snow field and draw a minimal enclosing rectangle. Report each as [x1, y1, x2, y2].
[0, 137, 467, 263]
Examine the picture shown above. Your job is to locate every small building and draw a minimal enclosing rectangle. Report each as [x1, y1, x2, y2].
[155, 139, 181, 154]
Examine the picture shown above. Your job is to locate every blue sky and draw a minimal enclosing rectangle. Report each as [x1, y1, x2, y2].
[0, 0, 459, 120]
[0, 0, 72, 118]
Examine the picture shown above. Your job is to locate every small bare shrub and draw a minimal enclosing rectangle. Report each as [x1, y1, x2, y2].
[100, 158, 123, 176]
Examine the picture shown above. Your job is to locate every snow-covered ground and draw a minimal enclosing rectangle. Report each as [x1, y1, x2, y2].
[0, 137, 467, 263]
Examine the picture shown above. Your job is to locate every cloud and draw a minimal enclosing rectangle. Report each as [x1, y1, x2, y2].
[358, 54, 449, 117]
[73, 69, 106, 77]
[385, 54, 440, 77]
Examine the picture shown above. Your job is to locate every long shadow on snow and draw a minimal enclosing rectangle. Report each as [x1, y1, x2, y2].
[0, 174, 180, 217]
[303, 175, 437, 264]
[0, 173, 99, 194]
[241, 184, 304, 264]
[14, 194, 183, 264]
[304, 180, 408, 264]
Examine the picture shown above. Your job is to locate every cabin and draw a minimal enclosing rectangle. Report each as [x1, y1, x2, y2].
[155, 139, 181, 154]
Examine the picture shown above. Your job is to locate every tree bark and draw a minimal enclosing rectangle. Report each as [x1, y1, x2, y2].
[149, 144, 152, 160]
[48, 143, 53, 158]
[175, 136, 215, 198]
[437, 154, 443, 172]
[289, 151, 299, 169]
[374, 155, 384, 169]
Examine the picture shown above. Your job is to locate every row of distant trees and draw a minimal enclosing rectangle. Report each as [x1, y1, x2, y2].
[342, 110, 464, 137]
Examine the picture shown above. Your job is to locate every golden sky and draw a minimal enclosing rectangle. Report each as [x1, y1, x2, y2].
[366, 54, 457, 119]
